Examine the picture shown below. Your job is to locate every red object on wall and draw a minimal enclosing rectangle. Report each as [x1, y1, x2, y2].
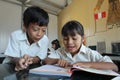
[102, 11, 106, 18]
[94, 13, 98, 20]
[94, 11, 106, 20]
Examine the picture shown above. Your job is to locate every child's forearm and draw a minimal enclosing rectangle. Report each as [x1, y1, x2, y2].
[42, 58, 58, 65]
[32, 56, 41, 64]
[73, 62, 118, 71]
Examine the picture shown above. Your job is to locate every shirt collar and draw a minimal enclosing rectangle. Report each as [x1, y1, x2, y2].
[79, 44, 87, 54]
[18, 31, 27, 41]
[37, 35, 45, 47]
[18, 31, 40, 46]
[37, 40, 41, 47]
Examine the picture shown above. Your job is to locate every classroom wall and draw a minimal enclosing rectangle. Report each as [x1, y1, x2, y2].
[48, 14, 58, 50]
[0, 1, 58, 54]
[58, 0, 120, 53]
[0, 1, 21, 53]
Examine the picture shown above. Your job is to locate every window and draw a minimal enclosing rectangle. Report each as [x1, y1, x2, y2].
[112, 42, 120, 54]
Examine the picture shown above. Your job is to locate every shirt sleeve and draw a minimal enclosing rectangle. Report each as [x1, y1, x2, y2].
[4, 32, 20, 57]
[90, 50, 113, 63]
[99, 55, 113, 63]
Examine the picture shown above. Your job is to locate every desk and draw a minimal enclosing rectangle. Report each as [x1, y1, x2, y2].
[0, 64, 116, 80]
[0, 64, 70, 80]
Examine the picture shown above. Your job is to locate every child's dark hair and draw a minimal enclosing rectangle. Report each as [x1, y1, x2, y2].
[23, 6, 49, 27]
[51, 39, 61, 50]
[61, 20, 84, 37]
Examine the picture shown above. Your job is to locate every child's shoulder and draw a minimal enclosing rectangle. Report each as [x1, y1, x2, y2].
[11, 29, 25, 40]
[11, 29, 23, 35]
[82, 45, 99, 55]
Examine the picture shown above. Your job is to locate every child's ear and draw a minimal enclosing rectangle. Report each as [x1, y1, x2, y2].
[22, 26, 26, 32]
[82, 35, 86, 45]
[82, 37, 85, 42]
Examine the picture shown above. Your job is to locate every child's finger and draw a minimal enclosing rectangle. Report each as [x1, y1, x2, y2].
[23, 54, 30, 60]
[27, 58, 33, 64]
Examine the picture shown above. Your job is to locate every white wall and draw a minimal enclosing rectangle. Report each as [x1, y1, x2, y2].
[48, 14, 58, 50]
[0, 1, 58, 54]
[0, 1, 21, 53]
[87, 27, 120, 53]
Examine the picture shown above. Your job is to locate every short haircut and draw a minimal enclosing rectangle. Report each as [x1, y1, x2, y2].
[23, 6, 49, 27]
[61, 20, 84, 37]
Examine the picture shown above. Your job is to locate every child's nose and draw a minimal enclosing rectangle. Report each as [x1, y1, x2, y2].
[68, 39, 73, 44]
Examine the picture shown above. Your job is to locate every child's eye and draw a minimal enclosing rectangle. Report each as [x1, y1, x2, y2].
[63, 38, 68, 40]
[72, 38, 77, 40]
[33, 28, 38, 31]
[32, 26, 39, 31]
[42, 29, 46, 32]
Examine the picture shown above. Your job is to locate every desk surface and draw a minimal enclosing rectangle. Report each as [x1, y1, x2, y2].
[0, 64, 69, 80]
[0, 64, 117, 80]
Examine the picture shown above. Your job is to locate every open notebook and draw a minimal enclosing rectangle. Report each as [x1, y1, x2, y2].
[29, 64, 71, 77]
[71, 65, 120, 76]
[29, 64, 120, 77]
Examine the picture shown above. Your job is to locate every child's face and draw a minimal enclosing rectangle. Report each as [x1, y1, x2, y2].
[63, 33, 84, 55]
[25, 23, 47, 43]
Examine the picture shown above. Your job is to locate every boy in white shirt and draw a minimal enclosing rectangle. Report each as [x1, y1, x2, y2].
[3, 6, 49, 71]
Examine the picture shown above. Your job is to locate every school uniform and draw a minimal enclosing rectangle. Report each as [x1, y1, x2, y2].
[48, 44, 113, 63]
[3, 29, 49, 63]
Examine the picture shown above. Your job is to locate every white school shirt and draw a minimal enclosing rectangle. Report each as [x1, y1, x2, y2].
[3, 29, 49, 63]
[48, 44, 113, 63]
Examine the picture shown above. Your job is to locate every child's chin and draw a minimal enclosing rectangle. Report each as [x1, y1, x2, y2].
[68, 50, 75, 53]
[68, 49, 78, 54]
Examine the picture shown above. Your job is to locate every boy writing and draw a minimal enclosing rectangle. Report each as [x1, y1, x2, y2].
[3, 6, 49, 71]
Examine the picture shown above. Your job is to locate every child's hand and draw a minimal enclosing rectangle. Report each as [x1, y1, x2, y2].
[15, 58, 27, 71]
[23, 54, 33, 66]
[15, 54, 33, 71]
[57, 59, 71, 67]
